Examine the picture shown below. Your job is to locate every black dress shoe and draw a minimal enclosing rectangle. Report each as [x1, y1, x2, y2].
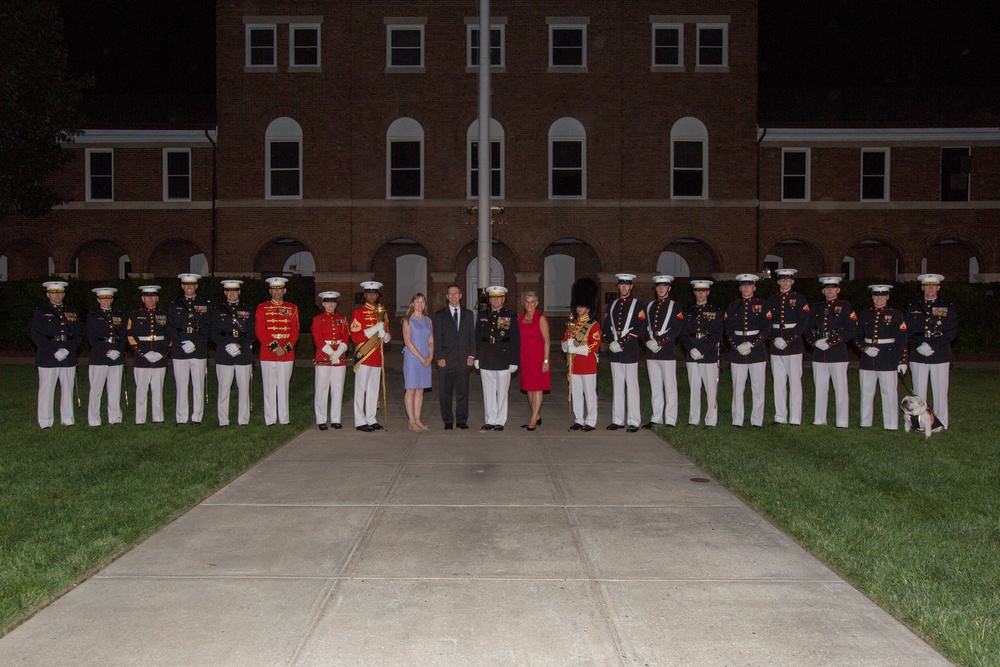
[444, 423, 454, 430]
[457, 423, 469, 429]
[606, 423, 624, 430]
[331, 423, 342, 429]
[626, 425, 639, 433]
[582, 425, 595, 432]
[318, 423, 328, 431]
[356, 425, 373, 432]
[192, 421, 200, 426]
[370, 423, 384, 431]
[666, 423, 675, 428]
[494, 425, 504, 431]
[570, 423, 583, 431]
[641, 422, 656, 429]
[481, 424, 494, 430]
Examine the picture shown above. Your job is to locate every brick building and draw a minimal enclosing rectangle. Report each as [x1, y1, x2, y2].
[4, 1, 999, 328]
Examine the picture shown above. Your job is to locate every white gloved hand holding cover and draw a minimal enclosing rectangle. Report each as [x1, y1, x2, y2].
[106, 349, 121, 361]
[645, 339, 661, 353]
[688, 348, 704, 361]
[736, 342, 753, 356]
[772, 337, 787, 350]
[145, 351, 163, 363]
[54, 348, 69, 361]
[814, 338, 830, 351]
[609, 340, 622, 354]
[181, 340, 196, 354]
[917, 342, 934, 357]
[865, 346, 879, 358]
[225, 343, 240, 357]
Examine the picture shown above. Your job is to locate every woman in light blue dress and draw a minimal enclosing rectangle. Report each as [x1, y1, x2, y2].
[402, 293, 434, 431]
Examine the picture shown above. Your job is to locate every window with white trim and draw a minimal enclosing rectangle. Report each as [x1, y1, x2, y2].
[246, 25, 277, 67]
[651, 24, 682, 67]
[163, 149, 191, 201]
[387, 25, 424, 68]
[468, 25, 504, 67]
[290, 24, 320, 67]
[861, 148, 889, 201]
[549, 25, 586, 68]
[86, 149, 113, 201]
[941, 147, 970, 202]
[781, 148, 809, 202]
[548, 118, 586, 199]
[387, 117, 424, 199]
[467, 119, 504, 199]
[670, 117, 708, 199]
[265, 117, 302, 199]
[696, 24, 727, 67]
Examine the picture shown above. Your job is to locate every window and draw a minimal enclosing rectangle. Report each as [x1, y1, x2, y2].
[246, 25, 277, 67]
[861, 148, 889, 201]
[163, 149, 191, 201]
[941, 147, 970, 202]
[548, 21, 587, 68]
[468, 25, 504, 68]
[548, 118, 586, 199]
[290, 24, 320, 67]
[651, 25, 682, 67]
[670, 117, 708, 199]
[387, 117, 424, 199]
[782, 149, 810, 201]
[386, 24, 424, 68]
[265, 117, 302, 199]
[86, 149, 113, 201]
[467, 119, 504, 199]
[697, 24, 727, 67]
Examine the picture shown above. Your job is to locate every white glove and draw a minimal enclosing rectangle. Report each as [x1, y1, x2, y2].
[814, 338, 829, 351]
[321, 343, 335, 357]
[645, 339, 661, 353]
[145, 351, 163, 363]
[54, 348, 69, 361]
[181, 340, 196, 354]
[106, 349, 121, 361]
[474, 359, 480, 369]
[571, 343, 589, 356]
[736, 342, 753, 356]
[561, 340, 570, 353]
[772, 337, 787, 350]
[917, 342, 933, 357]
[378, 330, 391, 343]
[225, 343, 240, 357]
[609, 341, 622, 354]
[897, 364, 907, 375]
[330, 342, 347, 363]
[688, 348, 704, 361]
[363, 321, 384, 338]
[865, 346, 879, 358]
[509, 365, 518, 374]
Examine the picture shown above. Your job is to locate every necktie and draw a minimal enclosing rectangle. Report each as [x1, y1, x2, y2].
[453, 308, 459, 330]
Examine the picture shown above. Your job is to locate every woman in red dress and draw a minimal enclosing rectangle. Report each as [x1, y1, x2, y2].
[518, 292, 551, 430]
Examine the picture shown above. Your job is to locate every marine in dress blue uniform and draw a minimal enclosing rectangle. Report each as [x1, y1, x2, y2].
[475, 286, 520, 430]
[904, 273, 957, 429]
[805, 277, 858, 428]
[127, 285, 171, 424]
[854, 285, 908, 430]
[767, 268, 810, 425]
[86, 287, 127, 426]
[166, 273, 212, 425]
[724, 274, 771, 427]
[31, 281, 83, 428]
[602, 273, 646, 432]
[681, 280, 723, 426]
[642, 275, 685, 428]
[210, 279, 255, 426]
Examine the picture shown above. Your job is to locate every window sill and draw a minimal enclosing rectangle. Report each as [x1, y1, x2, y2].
[547, 66, 588, 74]
[288, 65, 322, 73]
[244, 66, 279, 73]
[651, 65, 685, 73]
[694, 65, 729, 73]
[385, 66, 426, 74]
[465, 66, 506, 74]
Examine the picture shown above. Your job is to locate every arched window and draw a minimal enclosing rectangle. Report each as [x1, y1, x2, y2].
[396, 254, 428, 314]
[387, 117, 424, 199]
[656, 251, 691, 277]
[283, 251, 315, 277]
[670, 117, 708, 199]
[265, 117, 303, 199]
[465, 257, 504, 307]
[548, 117, 586, 199]
[544, 254, 574, 315]
[467, 119, 505, 199]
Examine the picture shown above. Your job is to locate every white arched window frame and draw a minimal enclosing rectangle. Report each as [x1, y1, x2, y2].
[549, 117, 586, 199]
[670, 117, 708, 199]
[544, 254, 574, 315]
[465, 257, 504, 308]
[656, 251, 691, 278]
[387, 117, 424, 199]
[467, 118, 505, 199]
[265, 117, 303, 200]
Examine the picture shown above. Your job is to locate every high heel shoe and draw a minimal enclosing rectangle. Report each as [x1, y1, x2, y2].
[408, 421, 422, 432]
[418, 421, 429, 431]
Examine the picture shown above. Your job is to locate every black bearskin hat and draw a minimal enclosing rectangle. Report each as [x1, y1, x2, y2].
[570, 277, 599, 314]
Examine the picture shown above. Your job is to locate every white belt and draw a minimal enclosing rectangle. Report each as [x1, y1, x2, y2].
[137, 336, 165, 341]
[772, 323, 798, 329]
[735, 330, 759, 336]
[864, 337, 896, 344]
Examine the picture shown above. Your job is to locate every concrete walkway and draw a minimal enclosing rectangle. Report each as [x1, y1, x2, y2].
[0, 367, 949, 666]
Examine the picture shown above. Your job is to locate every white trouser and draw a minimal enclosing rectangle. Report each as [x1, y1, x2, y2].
[910, 362, 950, 429]
[687, 362, 719, 426]
[315, 365, 346, 425]
[88, 364, 123, 426]
[860, 369, 898, 430]
[731, 361, 766, 427]
[647, 359, 678, 426]
[481, 369, 512, 426]
[813, 361, 850, 427]
[172, 358, 207, 423]
[571, 373, 598, 426]
[134, 367, 166, 424]
[261, 360, 293, 425]
[610, 362, 641, 427]
[770, 353, 803, 424]
[354, 364, 382, 426]
[38, 366, 76, 428]
[217, 364, 252, 426]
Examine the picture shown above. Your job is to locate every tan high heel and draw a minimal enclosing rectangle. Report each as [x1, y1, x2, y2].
[408, 421, 422, 432]
[417, 421, 429, 431]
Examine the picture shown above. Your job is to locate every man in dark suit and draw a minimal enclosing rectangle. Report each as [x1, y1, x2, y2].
[433, 284, 476, 429]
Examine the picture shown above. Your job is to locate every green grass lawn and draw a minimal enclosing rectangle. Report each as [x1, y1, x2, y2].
[0, 362, 352, 635]
[603, 364, 999, 667]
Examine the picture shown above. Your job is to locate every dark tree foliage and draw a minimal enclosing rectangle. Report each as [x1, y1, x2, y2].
[0, 1, 82, 219]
